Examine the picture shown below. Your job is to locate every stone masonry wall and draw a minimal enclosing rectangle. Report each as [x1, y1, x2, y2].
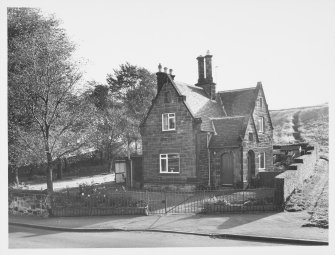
[9, 191, 50, 217]
[274, 143, 319, 202]
[196, 132, 210, 185]
[141, 81, 197, 189]
[242, 88, 274, 186]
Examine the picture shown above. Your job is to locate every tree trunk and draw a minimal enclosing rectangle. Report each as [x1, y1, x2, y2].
[46, 151, 53, 194]
[135, 139, 138, 155]
[64, 158, 68, 172]
[57, 158, 63, 180]
[14, 166, 19, 185]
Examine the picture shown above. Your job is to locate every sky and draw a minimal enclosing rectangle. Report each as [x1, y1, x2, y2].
[3, 0, 335, 110]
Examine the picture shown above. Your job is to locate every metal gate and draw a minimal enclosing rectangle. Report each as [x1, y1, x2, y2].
[146, 188, 282, 214]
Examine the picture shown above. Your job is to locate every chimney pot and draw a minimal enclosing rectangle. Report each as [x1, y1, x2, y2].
[164, 67, 168, 73]
[169, 69, 173, 75]
[158, 63, 162, 72]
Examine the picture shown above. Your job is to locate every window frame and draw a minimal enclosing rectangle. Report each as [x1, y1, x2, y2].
[259, 117, 265, 133]
[162, 113, 176, 131]
[159, 153, 180, 174]
[248, 132, 254, 142]
[259, 152, 266, 170]
[259, 97, 263, 108]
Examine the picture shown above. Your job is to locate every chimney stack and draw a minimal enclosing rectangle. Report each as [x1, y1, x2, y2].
[205, 50, 213, 83]
[195, 51, 216, 100]
[196, 55, 205, 84]
[156, 63, 168, 93]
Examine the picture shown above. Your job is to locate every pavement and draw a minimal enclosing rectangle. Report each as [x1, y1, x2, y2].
[9, 211, 328, 245]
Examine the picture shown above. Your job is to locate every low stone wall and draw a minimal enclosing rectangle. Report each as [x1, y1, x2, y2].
[143, 183, 197, 192]
[8, 190, 148, 217]
[274, 143, 319, 203]
[51, 207, 148, 217]
[8, 191, 50, 217]
[258, 171, 284, 187]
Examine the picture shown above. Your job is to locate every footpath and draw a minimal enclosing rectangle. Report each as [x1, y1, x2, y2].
[9, 211, 328, 245]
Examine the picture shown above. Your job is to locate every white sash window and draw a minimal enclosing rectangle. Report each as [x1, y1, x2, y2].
[160, 154, 180, 173]
[162, 113, 175, 131]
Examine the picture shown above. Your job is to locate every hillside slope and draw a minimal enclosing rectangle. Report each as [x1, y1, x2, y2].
[270, 103, 329, 156]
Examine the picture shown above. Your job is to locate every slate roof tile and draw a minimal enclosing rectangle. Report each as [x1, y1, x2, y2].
[209, 116, 247, 148]
[173, 81, 225, 132]
[218, 87, 259, 116]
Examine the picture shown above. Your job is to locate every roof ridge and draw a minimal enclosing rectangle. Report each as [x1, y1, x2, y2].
[210, 116, 245, 120]
[218, 87, 256, 93]
[174, 81, 204, 90]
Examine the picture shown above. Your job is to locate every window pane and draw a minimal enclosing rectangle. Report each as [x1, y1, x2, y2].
[163, 114, 168, 130]
[169, 116, 175, 129]
[168, 154, 179, 173]
[260, 153, 265, 168]
[161, 158, 167, 172]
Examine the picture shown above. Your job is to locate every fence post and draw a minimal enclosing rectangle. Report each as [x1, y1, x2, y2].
[242, 190, 244, 213]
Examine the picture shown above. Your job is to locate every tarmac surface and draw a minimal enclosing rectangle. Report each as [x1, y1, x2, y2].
[9, 211, 328, 245]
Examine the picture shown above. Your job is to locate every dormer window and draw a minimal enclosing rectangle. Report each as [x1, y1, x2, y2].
[162, 113, 175, 131]
[258, 117, 265, 133]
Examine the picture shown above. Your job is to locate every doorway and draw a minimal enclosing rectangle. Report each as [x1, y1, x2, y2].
[220, 152, 234, 185]
[247, 150, 256, 183]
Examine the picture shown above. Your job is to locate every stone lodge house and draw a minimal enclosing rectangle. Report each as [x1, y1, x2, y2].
[139, 52, 274, 191]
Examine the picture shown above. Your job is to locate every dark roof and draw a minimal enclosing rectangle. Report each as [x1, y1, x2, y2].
[172, 81, 225, 132]
[209, 116, 247, 148]
[218, 87, 259, 116]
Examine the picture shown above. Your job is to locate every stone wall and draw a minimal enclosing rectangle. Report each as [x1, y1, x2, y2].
[8, 191, 50, 217]
[196, 132, 210, 185]
[274, 143, 319, 202]
[241, 88, 274, 186]
[141, 81, 197, 187]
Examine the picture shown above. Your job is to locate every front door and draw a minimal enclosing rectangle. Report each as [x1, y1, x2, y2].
[247, 150, 256, 183]
[221, 152, 234, 185]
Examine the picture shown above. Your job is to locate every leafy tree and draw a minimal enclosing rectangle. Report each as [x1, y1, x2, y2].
[8, 8, 89, 193]
[106, 63, 156, 156]
[84, 82, 127, 165]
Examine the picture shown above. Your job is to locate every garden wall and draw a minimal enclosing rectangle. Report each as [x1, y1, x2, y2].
[8, 190, 50, 217]
[8, 190, 148, 217]
[274, 143, 319, 203]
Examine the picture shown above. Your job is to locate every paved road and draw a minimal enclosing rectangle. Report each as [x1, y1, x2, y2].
[23, 173, 115, 191]
[9, 225, 285, 248]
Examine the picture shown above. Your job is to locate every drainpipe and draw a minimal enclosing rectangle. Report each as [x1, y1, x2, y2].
[240, 146, 244, 186]
[207, 132, 211, 186]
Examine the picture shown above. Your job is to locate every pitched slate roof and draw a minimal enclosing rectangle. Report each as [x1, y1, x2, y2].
[209, 116, 247, 148]
[172, 81, 225, 132]
[218, 87, 259, 116]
